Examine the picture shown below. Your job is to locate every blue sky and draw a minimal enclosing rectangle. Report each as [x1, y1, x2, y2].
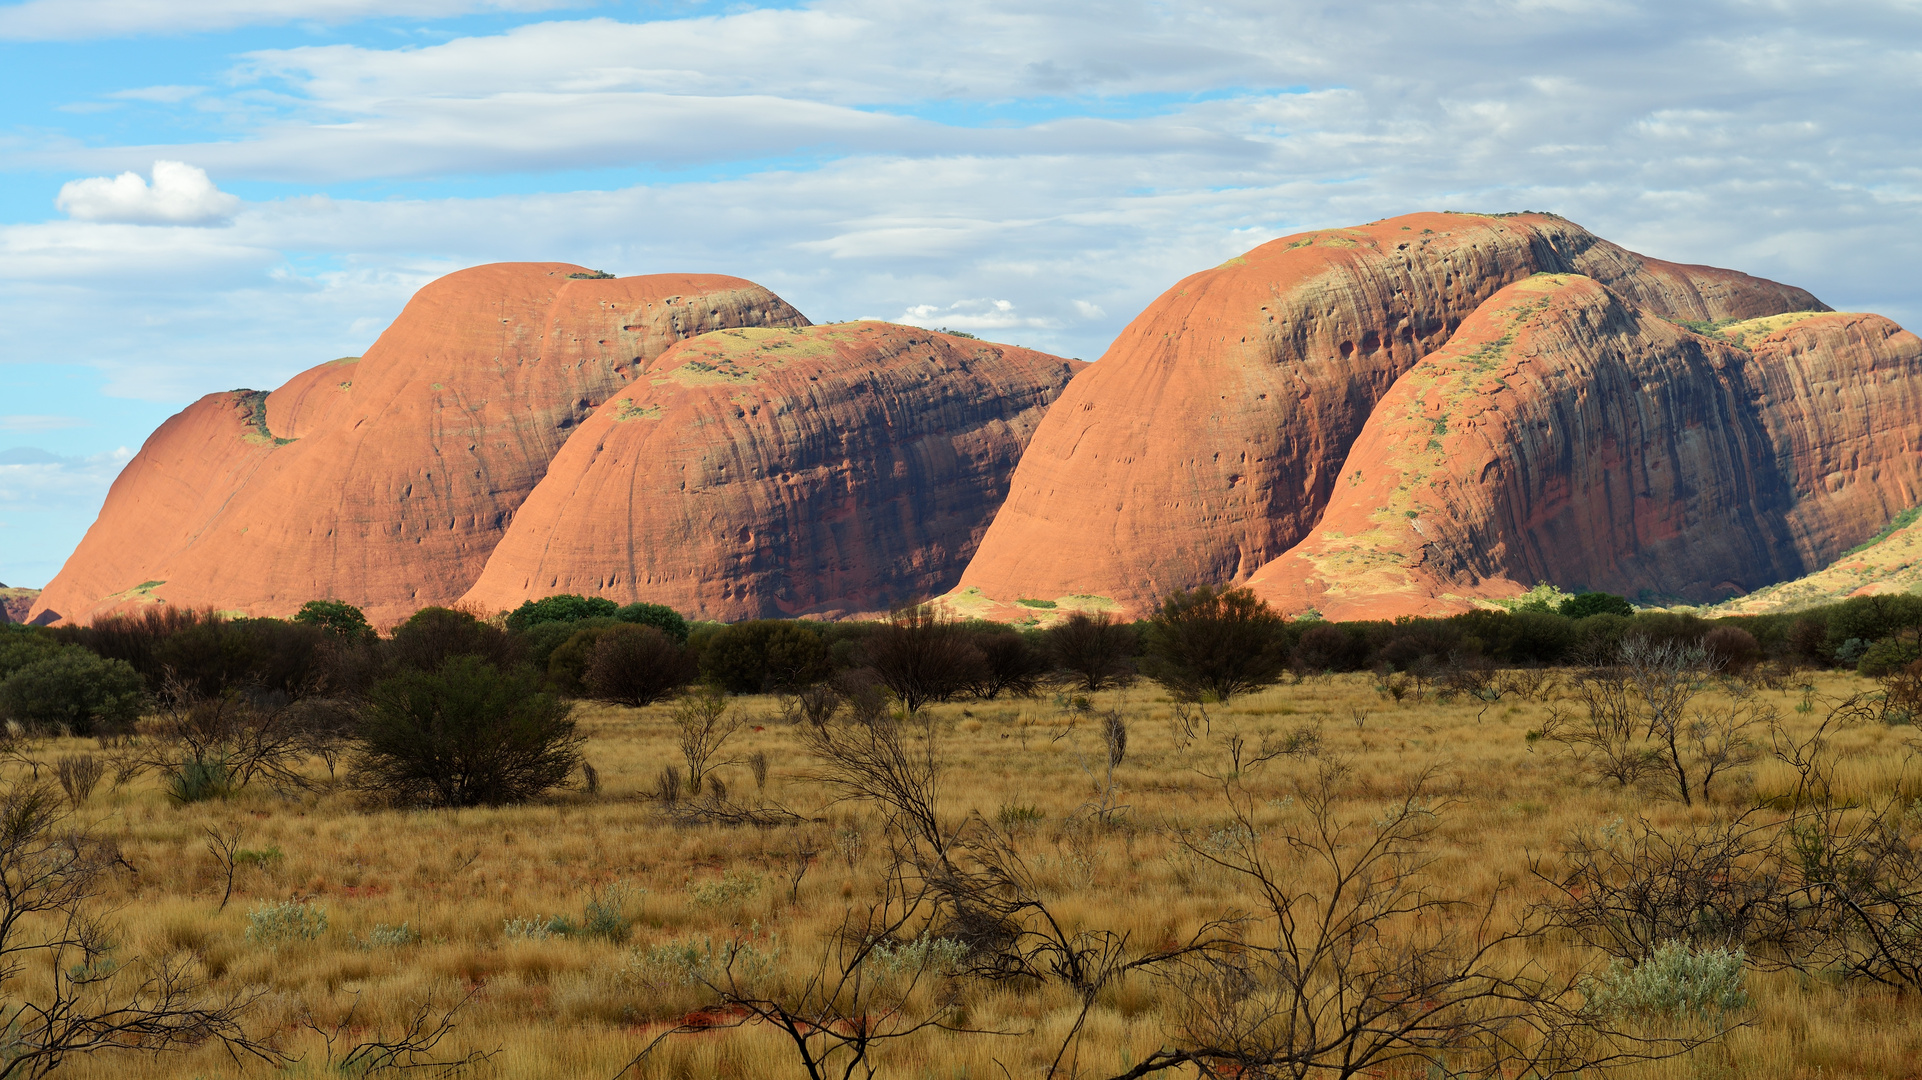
[1, 0, 1919, 586]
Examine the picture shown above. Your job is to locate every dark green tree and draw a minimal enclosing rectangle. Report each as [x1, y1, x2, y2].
[584, 625, 698, 707]
[292, 599, 376, 643]
[1044, 612, 1138, 692]
[0, 649, 145, 736]
[353, 657, 581, 807]
[700, 621, 829, 694]
[504, 594, 620, 633]
[615, 602, 691, 644]
[1560, 592, 1636, 619]
[1143, 586, 1288, 703]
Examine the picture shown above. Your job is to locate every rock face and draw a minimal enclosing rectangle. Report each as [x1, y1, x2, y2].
[953, 212, 1826, 617]
[460, 323, 1084, 621]
[32, 265, 808, 627]
[1242, 277, 1922, 620]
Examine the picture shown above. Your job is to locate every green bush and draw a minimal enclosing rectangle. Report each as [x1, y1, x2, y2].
[353, 656, 582, 807]
[0, 648, 145, 735]
[246, 900, 328, 946]
[0, 626, 64, 681]
[1583, 940, 1750, 1022]
[292, 599, 376, 643]
[505, 594, 619, 633]
[584, 626, 698, 707]
[1858, 630, 1922, 678]
[165, 758, 234, 804]
[1143, 586, 1288, 703]
[1560, 592, 1635, 619]
[699, 621, 829, 694]
[615, 602, 690, 644]
[389, 607, 518, 673]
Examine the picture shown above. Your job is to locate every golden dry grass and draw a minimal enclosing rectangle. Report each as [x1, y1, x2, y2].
[29, 670, 1922, 1079]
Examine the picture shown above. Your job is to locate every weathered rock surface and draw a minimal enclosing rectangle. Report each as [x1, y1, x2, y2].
[953, 212, 1826, 617]
[32, 265, 808, 626]
[1243, 277, 1922, 620]
[461, 323, 1084, 621]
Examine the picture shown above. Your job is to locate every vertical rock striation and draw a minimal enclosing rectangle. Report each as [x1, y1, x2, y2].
[460, 323, 1084, 621]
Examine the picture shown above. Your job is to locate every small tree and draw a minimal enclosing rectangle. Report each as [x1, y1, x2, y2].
[389, 607, 518, 674]
[700, 621, 829, 694]
[671, 689, 740, 791]
[1143, 586, 1288, 703]
[585, 626, 698, 707]
[292, 600, 376, 644]
[615, 602, 691, 644]
[965, 628, 1048, 699]
[353, 657, 581, 807]
[504, 594, 619, 633]
[1561, 592, 1636, 618]
[0, 649, 145, 736]
[1045, 612, 1137, 692]
[862, 606, 986, 714]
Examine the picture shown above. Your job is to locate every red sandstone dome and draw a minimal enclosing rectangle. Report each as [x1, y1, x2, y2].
[950, 211, 1829, 619]
[460, 323, 1084, 621]
[32, 265, 808, 627]
[1240, 275, 1922, 620]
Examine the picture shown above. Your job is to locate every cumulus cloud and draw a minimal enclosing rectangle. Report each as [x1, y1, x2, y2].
[55, 161, 241, 226]
[0, 0, 581, 40]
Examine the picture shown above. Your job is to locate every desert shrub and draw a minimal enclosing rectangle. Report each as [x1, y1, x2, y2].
[505, 594, 619, 633]
[1582, 941, 1750, 1022]
[0, 648, 145, 736]
[165, 758, 234, 804]
[1857, 629, 1922, 678]
[361, 923, 419, 949]
[700, 620, 829, 694]
[1143, 586, 1288, 703]
[54, 604, 211, 680]
[389, 607, 518, 673]
[1825, 594, 1922, 656]
[246, 900, 328, 946]
[1045, 612, 1137, 691]
[545, 624, 623, 695]
[292, 600, 376, 643]
[1787, 618, 1829, 663]
[688, 870, 763, 905]
[1561, 592, 1635, 619]
[965, 627, 1048, 699]
[353, 656, 581, 807]
[53, 755, 103, 807]
[862, 606, 986, 713]
[864, 934, 968, 979]
[581, 883, 641, 941]
[1702, 626, 1761, 672]
[1292, 622, 1364, 672]
[518, 616, 617, 674]
[615, 602, 691, 643]
[0, 625, 63, 680]
[583, 625, 697, 707]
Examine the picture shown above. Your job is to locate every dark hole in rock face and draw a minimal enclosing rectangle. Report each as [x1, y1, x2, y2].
[1339, 340, 1355, 359]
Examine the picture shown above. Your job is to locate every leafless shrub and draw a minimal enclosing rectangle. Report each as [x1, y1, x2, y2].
[1538, 638, 1767, 805]
[654, 765, 683, 807]
[302, 987, 497, 1077]
[1045, 612, 1137, 693]
[747, 750, 769, 793]
[54, 755, 103, 808]
[863, 605, 987, 714]
[671, 690, 740, 791]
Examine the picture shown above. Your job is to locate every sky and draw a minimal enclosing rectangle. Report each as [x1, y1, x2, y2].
[0, 0, 1917, 587]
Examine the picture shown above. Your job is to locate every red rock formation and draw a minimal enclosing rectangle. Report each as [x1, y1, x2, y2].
[0, 586, 41, 625]
[32, 265, 808, 626]
[460, 323, 1084, 621]
[1242, 277, 1922, 620]
[953, 212, 1826, 617]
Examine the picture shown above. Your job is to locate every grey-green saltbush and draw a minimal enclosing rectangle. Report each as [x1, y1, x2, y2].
[1584, 940, 1750, 1022]
[246, 900, 327, 946]
[864, 934, 968, 979]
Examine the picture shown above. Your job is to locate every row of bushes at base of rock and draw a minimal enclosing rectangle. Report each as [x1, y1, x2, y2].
[1, 589, 1918, 738]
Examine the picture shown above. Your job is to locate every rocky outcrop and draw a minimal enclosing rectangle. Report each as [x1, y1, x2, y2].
[460, 323, 1084, 621]
[32, 265, 808, 627]
[0, 585, 41, 625]
[1242, 277, 1922, 620]
[952, 212, 1826, 617]
[1712, 509, 1922, 615]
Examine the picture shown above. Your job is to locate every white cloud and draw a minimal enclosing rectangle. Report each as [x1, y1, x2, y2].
[55, 161, 242, 226]
[0, 417, 86, 433]
[0, 447, 133, 588]
[107, 84, 204, 103]
[0, 0, 582, 40]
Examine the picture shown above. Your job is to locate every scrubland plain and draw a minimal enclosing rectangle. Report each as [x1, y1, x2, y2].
[34, 670, 1922, 1079]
